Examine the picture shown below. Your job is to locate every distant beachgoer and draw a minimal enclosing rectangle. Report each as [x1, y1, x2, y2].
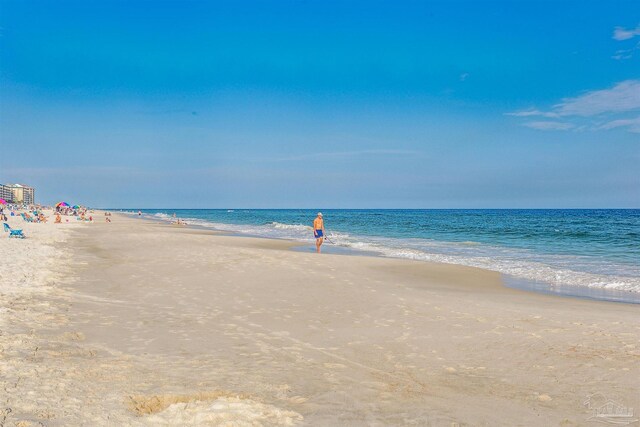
[313, 212, 325, 253]
[138, 210, 142, 216]
[106, 216, 111, 223]
[55, 214, 61, 223]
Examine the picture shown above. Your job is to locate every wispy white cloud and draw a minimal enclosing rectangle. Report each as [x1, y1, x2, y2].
[613, 24, 640, 41]
[553, 80, 640, 116]
[505, 109, 559, 118]
[599, 116, 640, 133]
[612, 24, 640, 59]
[459, 72, 469, 82]
[612, 41, 640, 60]
[612, 51, 633, 60]
[507, 80, 640, 133]
[523, 121, 575, 131]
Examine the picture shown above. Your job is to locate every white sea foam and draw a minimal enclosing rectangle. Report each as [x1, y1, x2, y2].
[271, 222, 310, 231]
[327, 235, 640, 293]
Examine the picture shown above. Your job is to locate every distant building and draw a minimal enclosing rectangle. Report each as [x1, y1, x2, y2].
[0, 183, 36, 205]
[0, 184, 13, 203]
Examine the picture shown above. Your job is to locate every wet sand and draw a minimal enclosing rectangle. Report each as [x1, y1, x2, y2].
[1, 212, 639, 426]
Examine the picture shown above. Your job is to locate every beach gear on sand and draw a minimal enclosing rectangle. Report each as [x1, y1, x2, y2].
[3, 223, 25, 238]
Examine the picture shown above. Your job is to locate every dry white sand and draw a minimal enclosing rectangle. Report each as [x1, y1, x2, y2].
[1, 212, 638, 426]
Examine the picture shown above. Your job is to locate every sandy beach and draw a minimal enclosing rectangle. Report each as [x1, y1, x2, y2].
[1, 212, 639, 426]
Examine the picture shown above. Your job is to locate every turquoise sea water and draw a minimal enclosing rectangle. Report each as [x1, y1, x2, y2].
[127, 209, 640, 297]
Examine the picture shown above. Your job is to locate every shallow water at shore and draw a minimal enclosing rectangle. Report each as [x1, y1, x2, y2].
[119, 209, 640, 299]
[503, 276, 640, 304]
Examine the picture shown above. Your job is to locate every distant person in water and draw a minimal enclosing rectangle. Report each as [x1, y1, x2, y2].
[313, 212, 325, 253]
[138, 210, 142, 216]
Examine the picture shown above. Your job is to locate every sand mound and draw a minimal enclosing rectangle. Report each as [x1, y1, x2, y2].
[128, 391, 302, 426]
[128, 390, 250, 416]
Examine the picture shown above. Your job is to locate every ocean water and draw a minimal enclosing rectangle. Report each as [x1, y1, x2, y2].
[126, 209, 640, 297]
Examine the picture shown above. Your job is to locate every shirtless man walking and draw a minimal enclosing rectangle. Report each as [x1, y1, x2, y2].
[313, 212, 325, 253]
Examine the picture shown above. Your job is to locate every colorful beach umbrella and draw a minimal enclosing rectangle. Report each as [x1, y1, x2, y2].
[73, 205, 81, 209]
[56, 202, 70, 207]
[0, 198, 6, 205]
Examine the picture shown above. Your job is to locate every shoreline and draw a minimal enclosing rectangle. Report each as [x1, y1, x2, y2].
[504, 275, 640, 305]
[2, 211, 638, 425]
[130, 210, 640, 305]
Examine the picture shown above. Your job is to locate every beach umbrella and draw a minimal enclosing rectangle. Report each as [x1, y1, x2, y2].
[73, 205, 81, 209]
[0, 198, 6, 205]
[56, 202, 70, 207]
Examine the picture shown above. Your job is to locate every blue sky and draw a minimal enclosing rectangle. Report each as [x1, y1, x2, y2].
[1, 0, 638, 208]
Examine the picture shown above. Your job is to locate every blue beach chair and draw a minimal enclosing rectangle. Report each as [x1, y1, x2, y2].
[3, 223, 25, 238]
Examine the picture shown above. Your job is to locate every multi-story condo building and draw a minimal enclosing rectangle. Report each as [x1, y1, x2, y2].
[0, 183, 36, 205]
[0, 184, 13, 203]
